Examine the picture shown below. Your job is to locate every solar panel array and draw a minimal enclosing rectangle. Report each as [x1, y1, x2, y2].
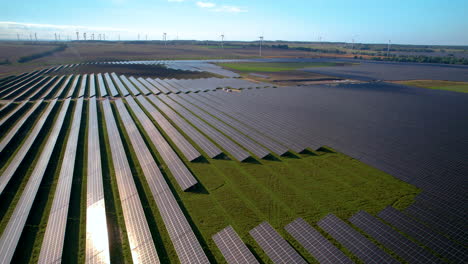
[39, 97, 84, 264]
[378, 206, 467, 263]
[102, 99, 160, 264]
[0, 98, 69, 264]
[0, 60, 466, 264]
[249, 222, 307, 264]
[113, 98, 209, 264]
[349, 210, 441, 264]
[124, 96, 198, 191]
[317, 214, 399, 264]
[213, 226, 259, 264]
[285, 218, 353, 264]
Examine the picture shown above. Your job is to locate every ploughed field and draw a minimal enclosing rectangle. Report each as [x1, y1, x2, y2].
[0, 64, 466, 264]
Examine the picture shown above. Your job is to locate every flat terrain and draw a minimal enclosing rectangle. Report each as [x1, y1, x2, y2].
[303, 60, 468, 82]
[393, 80, 468, 93]
[217, 62, 353, 72]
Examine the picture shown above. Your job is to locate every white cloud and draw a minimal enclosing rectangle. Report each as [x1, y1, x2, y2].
[196, 1, 215, 8]
[167, 0, 185, 2]
[214, 5, 247, 13]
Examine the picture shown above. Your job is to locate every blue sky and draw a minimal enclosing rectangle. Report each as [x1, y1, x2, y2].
[1, 0, 467, 45]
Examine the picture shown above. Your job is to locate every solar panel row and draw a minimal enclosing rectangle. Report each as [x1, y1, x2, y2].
[0, 100, 29, 127]
[137, 77, 161, 94]
[129, 76, 151, 95]
[157, 94, 250, 161]
[119, 75, 141, 95]
[249, 222, 307, 264]
[110, 72, 129, 96]
[285, 218, 352, 264]
[213, 226, 259, 264]
[146, 95, 222, 158]
[102, 99, 160, 264]
[147, 79, 171, 94]
[135, 95, 201, 161]
[103, 73, 119, 97]
[0, 69, 46, 98]
[89, 74, 96, 97]
[66, 75, 80, 98]
[169, 94, 270, 159]
[97, 73, 108, 97]
[113, 98, 209, 264]
[4, 75, 49, 100]
[201, 92, 307, 153]
[0, 98, 70, 264]
[317, 214, 399, 264]
[185, 93, 289, 156]
[86, 97, 111, 264]
[349, 210, 441, 264]
[78, 74, 88, 98]
[39, 97, 84, 264]
[54, 75, 73, 98]
[155, 79, 180, 94]
[378, 206, 467, 264]
[124, 96, 198, 191]
[35, 76, 65, 100]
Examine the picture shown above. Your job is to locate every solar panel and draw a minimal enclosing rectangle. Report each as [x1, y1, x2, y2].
[135, 95, 201, 161]
[78, 74, 87, 98]
[113, 98, 209, 264]
[147, 78, 171, 94]
[88, 74, 96, 97]
[0, 100, 28, 128]
[0, 99, 70, 264]
[405, 203, 467, 244]
[66, 75, 80, 98]
[169, 94, 270, 159]
[185, 93, 289, 156]
[0, 70, 45, 98]
[155, 79, 180, 93]
[249, 222, 307, 264]
[85, 97, 111, 264]
[102, 99, 160, 264]
[157, 94, 250, 161]
[378, 206, 467, 263]
[97, 73, 108, 97]
[110, 72, 129, 96]
[103, 73, 119, 96]
[129, 76, 151, 95]
[6, 76, 50, 100]
[137, 77, 161, 94]
[0, 99, 44, 153]
[317, 214, 399, 264]
[285, 218, 353, 264]
[53, 74, 73, 98]
[349, 211, 441, 264]
[213, 226, 259, 264]
[39, 98, 84, 264]
[123, 97, 198, 191]
[119, 75, 140, 95]
[146, 95, 222, 158]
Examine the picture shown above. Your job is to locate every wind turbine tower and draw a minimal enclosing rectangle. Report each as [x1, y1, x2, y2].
[35, 33, 38, 42]
[17, 33, 20, 41]
[259, 36, 264, 57]
[76, 31, 79, 41]
[84, 32, 87, 41]
[220, 34, 224, 49]
[163, 33, 167, 47]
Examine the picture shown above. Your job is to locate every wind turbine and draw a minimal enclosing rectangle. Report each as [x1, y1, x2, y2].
[103, 34, 106, 41]
[84, 32, 87, 41]
[138, 34, 140, 41]
[17, 33, 20, 41]
[54, 33, 57, 41]
[76, 31, 79, 40]
[35, 33, 38, 42]
[259, 36, 264, 57]
[220, 34, 224, 49]
[163, 33, 167, 47]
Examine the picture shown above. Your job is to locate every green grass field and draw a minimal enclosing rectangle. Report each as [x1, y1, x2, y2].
[218, 62, 349, 72]
[397, 80, 468, 93]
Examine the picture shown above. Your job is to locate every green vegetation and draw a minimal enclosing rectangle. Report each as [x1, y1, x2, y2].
[218, 62, 349, 72]
[396, 80, 468, 93]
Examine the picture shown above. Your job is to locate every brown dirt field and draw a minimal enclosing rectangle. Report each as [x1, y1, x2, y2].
[0, 43, 59, 63]
[52, 63, 217, 79]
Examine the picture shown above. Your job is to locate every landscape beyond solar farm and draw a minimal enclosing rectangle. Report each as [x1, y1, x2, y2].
[0, 40, 467, 264]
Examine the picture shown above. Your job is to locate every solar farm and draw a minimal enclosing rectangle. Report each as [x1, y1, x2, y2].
[0, 58, 467, 264]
